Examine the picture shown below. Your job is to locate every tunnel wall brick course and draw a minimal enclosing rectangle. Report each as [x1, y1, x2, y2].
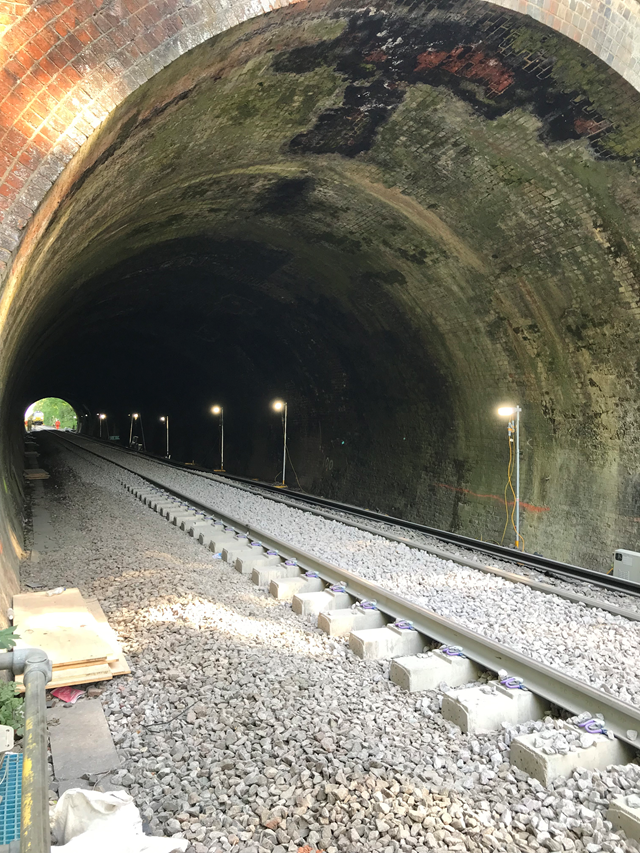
[0, 0, 639, 279]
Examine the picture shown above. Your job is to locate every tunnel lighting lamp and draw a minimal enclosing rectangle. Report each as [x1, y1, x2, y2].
[211, 406, 224, 471]
[97, 413, 107, 440]
[271, 400, 288, 487]
[497, 404, 522, 549]
[160, 416, 170, 458]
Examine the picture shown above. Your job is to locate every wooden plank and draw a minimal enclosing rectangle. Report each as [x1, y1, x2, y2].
[84, 598, 131, 676]
[15, 663, 113, 693]
[23, 469, 50, 479]
[108, 657, 131, 677]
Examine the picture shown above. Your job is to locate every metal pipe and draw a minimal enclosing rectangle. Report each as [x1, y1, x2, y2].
[0, 652, 14, 670]
[10, 649, 52, 853]
[281, 403, 287, 487]
[515, 405, 521, 549]
[220, 409, 224, 472]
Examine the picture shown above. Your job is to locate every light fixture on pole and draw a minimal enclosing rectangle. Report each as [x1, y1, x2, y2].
[160, 416, 170, 458]
[129, 413, 139, 447]
[211, 406, 224, 471]
[271, 399, 287, 488]
[98, 413, 106, 439]
[497, 405, 522, 550]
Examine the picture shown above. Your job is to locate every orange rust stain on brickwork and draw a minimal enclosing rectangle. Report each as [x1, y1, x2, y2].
[434, 483, 550, 512]
[415, 45, 515, 94]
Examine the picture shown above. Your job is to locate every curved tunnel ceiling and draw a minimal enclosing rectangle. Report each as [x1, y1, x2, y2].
[2, 0, 640, 567]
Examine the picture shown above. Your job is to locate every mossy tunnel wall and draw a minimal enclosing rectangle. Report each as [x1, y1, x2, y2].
[1, 0, 640, 603]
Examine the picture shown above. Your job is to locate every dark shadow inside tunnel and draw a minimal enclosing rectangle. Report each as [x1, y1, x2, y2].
[25, 234, 455, 500]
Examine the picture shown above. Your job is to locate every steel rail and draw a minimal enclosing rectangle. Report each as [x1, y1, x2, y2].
[50, 430, 640, 597]
[52, 434, 640, 746]
[50, 433, 640, 623]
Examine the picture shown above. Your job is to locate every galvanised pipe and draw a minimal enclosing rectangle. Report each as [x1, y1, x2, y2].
[21, 652, 51, 853]
[1, 648, 52, 853]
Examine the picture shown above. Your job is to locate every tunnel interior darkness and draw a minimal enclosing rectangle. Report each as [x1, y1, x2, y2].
[2, 0, 640, 579]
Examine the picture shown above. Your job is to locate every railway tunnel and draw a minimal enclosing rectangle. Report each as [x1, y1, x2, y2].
[1, 0, 640, 613]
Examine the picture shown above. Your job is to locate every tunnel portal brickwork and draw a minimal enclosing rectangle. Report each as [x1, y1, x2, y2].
[0, 0, 640, 285]
[0, 0, 638, 570]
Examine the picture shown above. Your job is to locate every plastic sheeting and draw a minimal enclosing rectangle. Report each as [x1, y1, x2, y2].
[51, 788, 189, 853]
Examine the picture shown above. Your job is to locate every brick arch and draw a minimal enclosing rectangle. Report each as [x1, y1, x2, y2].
[0, 0, 639, 284]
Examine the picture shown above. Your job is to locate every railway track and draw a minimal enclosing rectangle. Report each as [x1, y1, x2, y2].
[48, 431, 640, 750]
[48, 432, 640, 621]
[54, 430, 640, 598]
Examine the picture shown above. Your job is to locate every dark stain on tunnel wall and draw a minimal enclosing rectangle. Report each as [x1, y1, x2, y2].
[274, 5, 640, 160]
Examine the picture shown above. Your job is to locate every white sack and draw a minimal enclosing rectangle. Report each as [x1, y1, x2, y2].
[51, 788, 189, 853]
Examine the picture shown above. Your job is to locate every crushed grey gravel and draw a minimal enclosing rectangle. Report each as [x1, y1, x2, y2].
[19, 434, 640, 853]
[61, 435, 640, 712]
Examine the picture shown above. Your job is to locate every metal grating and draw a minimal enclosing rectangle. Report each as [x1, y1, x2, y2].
[0, 753, 22, 844]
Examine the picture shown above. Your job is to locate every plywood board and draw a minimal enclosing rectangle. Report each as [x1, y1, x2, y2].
[23, 469, 50, 479]
[16, 626, 112, 668]
[15, 663, 113, 692]
[14, 588, 92, 624]
[13, 588, 115, 667]
[84, 598, 131, 676]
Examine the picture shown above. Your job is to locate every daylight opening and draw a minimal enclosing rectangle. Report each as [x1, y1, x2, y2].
[24, 398, 78, 432]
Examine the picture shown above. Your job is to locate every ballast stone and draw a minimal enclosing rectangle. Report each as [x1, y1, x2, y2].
[511, 725, 637, 785]
[442, 682, 549, 733]
[390, 650, 482, 692]
[349, 624, 424, 660]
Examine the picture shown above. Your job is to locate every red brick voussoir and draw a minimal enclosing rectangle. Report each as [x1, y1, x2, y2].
[0, 0, 639, 282]
[0, 0, 294, 276]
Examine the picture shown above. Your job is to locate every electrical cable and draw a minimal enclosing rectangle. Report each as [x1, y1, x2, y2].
[507, 448, 525, 551]
[286, 446, 304, 492]
[507, 446, 525, 551]
[500, 424, 525, 551]
[500, 436, 512, 545]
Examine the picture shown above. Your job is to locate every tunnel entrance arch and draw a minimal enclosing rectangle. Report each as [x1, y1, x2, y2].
[24, 398, 78, 433]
